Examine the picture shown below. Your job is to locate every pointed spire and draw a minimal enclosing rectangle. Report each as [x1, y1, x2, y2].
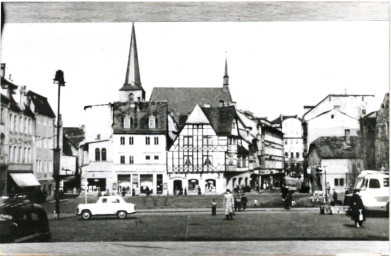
[124, 22, 141, 87]
[223, 54, 229, 87]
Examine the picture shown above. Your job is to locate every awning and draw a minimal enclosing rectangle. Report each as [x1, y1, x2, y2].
[10, 173, 41, 187]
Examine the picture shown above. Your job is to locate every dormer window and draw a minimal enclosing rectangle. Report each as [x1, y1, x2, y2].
[148, 115, 156, 128]
[124, 116, 130, 128]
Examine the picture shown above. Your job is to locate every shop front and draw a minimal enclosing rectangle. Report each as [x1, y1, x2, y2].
[115, 173, 164, 196]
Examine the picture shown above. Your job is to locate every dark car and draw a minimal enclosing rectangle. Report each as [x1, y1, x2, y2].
[0, 196, 51, 243]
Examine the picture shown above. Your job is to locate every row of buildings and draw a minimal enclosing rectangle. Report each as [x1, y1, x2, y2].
[0, 64, 81, 198]
[1, 23, 388, 197]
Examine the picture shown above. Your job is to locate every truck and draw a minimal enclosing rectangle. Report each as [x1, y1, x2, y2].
[76, 196, 136, 220]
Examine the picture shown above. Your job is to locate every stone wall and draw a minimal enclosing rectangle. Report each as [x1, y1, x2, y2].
[375, 93, 389, 170]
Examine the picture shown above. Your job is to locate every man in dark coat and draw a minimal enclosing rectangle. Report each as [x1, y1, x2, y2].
[284, 190, 292, 210]
[350, 189, 366, 228]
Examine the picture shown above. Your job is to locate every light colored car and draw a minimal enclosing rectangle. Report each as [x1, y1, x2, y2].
[354, 170, 389, 212]
[77, 196, 136, 220]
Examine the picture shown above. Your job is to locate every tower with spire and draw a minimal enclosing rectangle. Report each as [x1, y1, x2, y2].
[119, 23, 145, 102]
[223, 57, 229, 89]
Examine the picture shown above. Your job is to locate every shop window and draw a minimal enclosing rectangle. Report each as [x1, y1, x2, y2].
[188, 179, 199, 193]
[95, 148, 100, 161]
[101, 148, 107, 161]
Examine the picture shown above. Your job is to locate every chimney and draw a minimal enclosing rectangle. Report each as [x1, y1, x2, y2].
[345, 129, 350, 145]
[204, 104, 211, 108]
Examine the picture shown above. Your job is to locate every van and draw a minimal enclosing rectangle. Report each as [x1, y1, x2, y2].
[354, 170, 389, 213]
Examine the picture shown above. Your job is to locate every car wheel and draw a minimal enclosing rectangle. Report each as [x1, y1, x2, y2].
[81, 210, 91, 220]
[117, 211, 127, 219]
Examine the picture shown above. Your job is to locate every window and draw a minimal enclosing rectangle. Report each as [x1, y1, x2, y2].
[154, 137, 159, 145]
[148, 116, 156, 128]
[154, 155, 159, 160]
[101, 148, 107, 161]
[228, 137, 236, 145]
[203, 136, 212, 145]
[334, 178, 345, 186]
[95, 148, 100, 161]
[384, 178, 389, 187]
[129, 137, 134, 145]
[296, 152, 299, 158]
[362, 109, 366, 115]
[203, 155, 212, 166]
[24, 118, 27, 133]
[129, 156, 134, 164]
[120, 155, 125, 164]
[102, 198, 107, 203]
[184, 136, 193, 146]
[285, 152, 288, 157]
[232, 121, 236, 130]
[120, 136, 125, 145]
[331, 114, 334, 119]
[128, 93, 134, 101]
[296, 140, 298, 144]
[284, 140, 287, 145]
[290, 152, 293, 158]
[145, 155, 150, 160]
[145, 137, 150, 145]
[19, 116, 22, 133]
[369, 179, 380, 189]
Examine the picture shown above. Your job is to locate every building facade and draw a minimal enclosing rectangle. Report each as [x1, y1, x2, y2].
[307, 135, 363, 193]
[272, 115, 304, 177]
[112, 101, 168, 195]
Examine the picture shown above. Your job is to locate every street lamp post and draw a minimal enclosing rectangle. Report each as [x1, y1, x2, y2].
[323, 166, 328, 204]
[53, 70, 65, 220]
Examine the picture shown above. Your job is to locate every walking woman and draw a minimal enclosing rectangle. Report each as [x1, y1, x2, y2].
[350, 189, 366, 228]
[223, 189, 234, 220]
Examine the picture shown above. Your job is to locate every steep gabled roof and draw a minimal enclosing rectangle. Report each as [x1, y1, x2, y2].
[27, 91, 56, 118]
[271, 115, 303, 125]
[149, 87, 232, 123]
[309, 136, 360, 159]
[113, 101, 168, 134]
[306, 108, 357, 122]
[202, 105, 236, 136]
[1, 77, 18, 90]
[303, 94, 374, 118]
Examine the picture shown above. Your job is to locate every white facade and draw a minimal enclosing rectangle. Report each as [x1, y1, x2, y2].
[282, 117, 304, 162]
[83, 104, 113, 142]
[112, 134, 167, 195]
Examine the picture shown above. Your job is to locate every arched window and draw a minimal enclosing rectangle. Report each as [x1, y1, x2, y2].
[128, 93, 134, 101]
[95, 148, 100, 161]
[205, 179, 216, 193]
[101, 148, 107, 161]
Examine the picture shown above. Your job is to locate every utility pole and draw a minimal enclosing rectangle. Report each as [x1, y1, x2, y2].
[53, 70, 65, 220]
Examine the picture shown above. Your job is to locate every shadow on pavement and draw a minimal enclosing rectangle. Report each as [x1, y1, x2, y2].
[77, 216, 138, 221]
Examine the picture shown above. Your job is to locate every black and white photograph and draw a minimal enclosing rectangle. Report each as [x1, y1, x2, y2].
[0, 1, 389, 255]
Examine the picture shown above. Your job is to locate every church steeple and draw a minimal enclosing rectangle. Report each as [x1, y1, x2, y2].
[119, 23, 145, 102]
[223, 57, 229, 88]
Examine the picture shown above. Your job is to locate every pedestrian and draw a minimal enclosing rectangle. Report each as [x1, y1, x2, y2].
[211, 198, 217, 216]
[350, 189, 366, 228]
[332, 189, 338, 206]
[146, 186, 150, 196]
[241, 193, 248, 211]
[234, 193, 242, 212]
[284, 190, 292, 210]
[198, 186, 201, 195]
[223, 189, 234, 220]
[326, 182, 331, 197]
[281, 184, 288, 201]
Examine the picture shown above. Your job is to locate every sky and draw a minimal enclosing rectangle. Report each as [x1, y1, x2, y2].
[1, 21, 389, 126]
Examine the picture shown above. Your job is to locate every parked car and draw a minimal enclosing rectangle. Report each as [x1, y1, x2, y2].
[352, 170, 389, 213]
[0, 196, 51, 243]
[77, 196, 136, 220]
